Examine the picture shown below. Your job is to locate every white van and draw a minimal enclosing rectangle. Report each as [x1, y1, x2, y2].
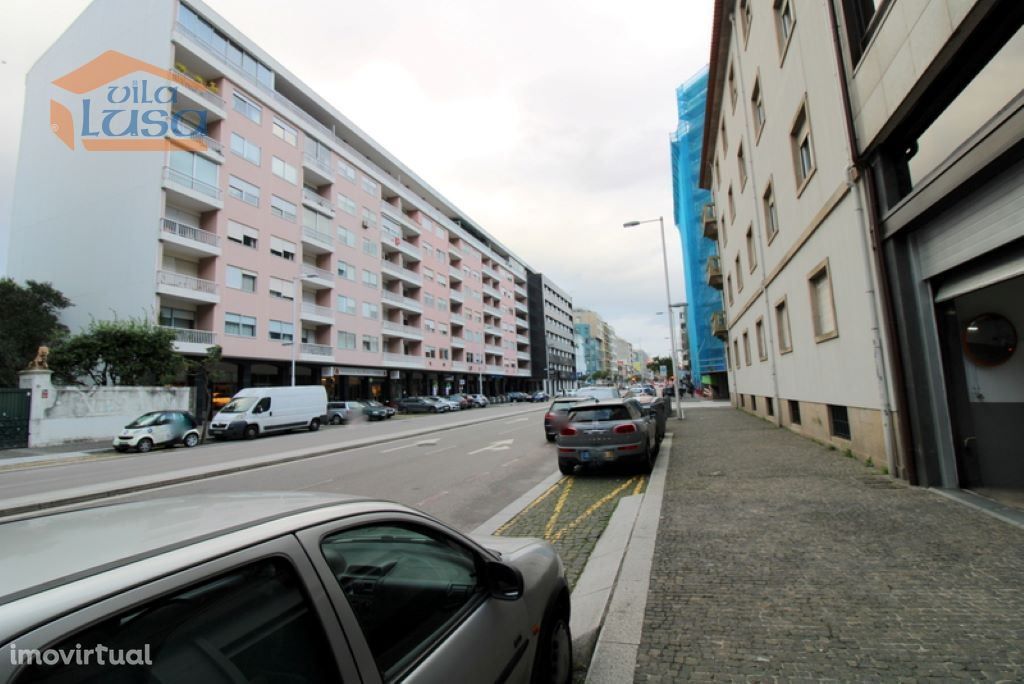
[208, 386, 328, 440]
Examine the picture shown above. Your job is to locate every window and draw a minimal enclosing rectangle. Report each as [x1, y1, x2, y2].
[272, 156, 298, 185]
[361, 176, 379, 197]
[362, 208, 377, 227]
[319, 523, 482, 679]
[337, 193, 357, 216]
[775, 297, 792, 353]
[362, 335, 379, 352]
[425, 346, 437, 359]
[742, 331, 751, 366]
[735, 255, 743, 291]
[751, 77, 766, 139]
[737, 142, 747, 189]
[159, 306, 194, 329]
[226, 265, 256, 293]
[269, 277, 295, 300]
[791, 101, 815, 191]
[829, 404, 851, 439]
[337, 159, 356, 182]
[733, 339, 740, 369]
[225, 312, 256, 337]
[746, 225, 757, 272]
[720, 118, 728, 155]
[232, 92, 261, 124]
[789, 399, 801, 425]
[840, 0, 884, 63]
[230, 132, 261, 165]
[423, 267, 435, 281]
[228, 175, 259, 206]
[775, 0, 796, 56]
[169, 151, 218, 190]
[739, 394, 746, 408]
[424, 319, 436, 333]
[740, 0, 752, 42]
[727, 185, 735, 223]
[755, 317, 767, 361]
[808, 259, 838, 341]
[337, 226, 356, 248]
[335, 295, 356, 315]
[337, 331, 356, 349]
[362, 237, 378, 257]
[751, 395, 757, 412]
[270, 236, 296, 261]
[727, 274, 734, 306]
[272, 118, 298, 146]
[268, 319, 294, 342]
[227, 220, 258, 248]
[271, 195, 297, 222]
[424, 293, 435, 308]
[437, 297, 447, 310]
[337, 260, 355, 281]
[763, 181, 779, 241]
[13, 558, 339, 683]
[727, 62, 737, 110]
[362, 270, 379, 288]
[713, 158, 721, 188]
[362, 302, 379, 319]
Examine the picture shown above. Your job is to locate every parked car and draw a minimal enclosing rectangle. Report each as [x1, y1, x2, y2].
[544, 396, 599, 442]
[448, 394, 472, 409]
[574, 386, 622, 400]
[209, 386, 327, 440]
[467, 393, 490, 408]
[628, 386, 656, 397]
[0, 493, 573, 683]
[556, 398, 658, 475]
[531, 391, 550, 403]
[435, 396, 462, 411]
[396, 396, 441, 413]
[421, 396, 454, 412]
[113, 410, 201, 453]
[325, 401, 360, 425]
[330, 400, 387, 422]
[364, 399, 395, 418]
[508, 391, 531, 402]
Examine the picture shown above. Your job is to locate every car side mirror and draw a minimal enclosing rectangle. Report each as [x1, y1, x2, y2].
[485, 560, 524, 601]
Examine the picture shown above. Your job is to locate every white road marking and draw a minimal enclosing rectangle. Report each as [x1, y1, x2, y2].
[425, 446, 454, 455]
[505, 417, 529, 424]
[500, 458, 521, 468]
[416, 490, 449, 507]
[416, 439, 439, 446]
[467, 439, 514, 456]
[380, 443, 414, 454]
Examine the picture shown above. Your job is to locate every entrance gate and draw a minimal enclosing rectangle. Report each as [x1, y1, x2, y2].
[0, 388, 31, 449]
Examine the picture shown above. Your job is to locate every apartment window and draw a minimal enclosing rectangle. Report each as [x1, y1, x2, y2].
[735, 255, 744, 291]
[159, 306, 194, 329]
[742, 331, 751, 366]
[829, 405, 851, 440]
[232, 92, 261, 124]
[840, 0, 884, 63]
[775, 297, 792, 353]
[230, 133, 261, 165]
[362, 270, 379, 288]
[439, 323, 449, 336]
[268, 277, 295, 300]
[775, 0, 796, 57]
[720, 118, 728, 154]
[713, 158, 721, 188]
[336, 295, 355, 315]
[808, 259, 838, 342]
[751, 77, 766, 140]
[425, 347, 437, 359]
[169, 151, 218, 190]
[424, 319, 436, 333]
[272, 118, 297, 146]
[361, 177, 379, 197]
[337, 331, 356, 350]
[272, 157, 298, 185]
[791, 101, 816, 191]
[226, 265, 256, 293]
[739, 0, 752, 43]
[763, 181, 779, 242]
[438, 275, 447, 287]
[362, 335, 379, 353]
[224, 312, 256, 338]
[727, 185, 735, 223]
[303, 207, 331, 234]
[359, 302, 378, 320]
[755, 317, 767, 361]
[337, 159, 356, 182]
[337, 226, 356, 248]
[440, 348, 450, 360]
[227, 220, 258, 248]
[720, 219, 727, 246]
[337, 260, 355, 281]
[737, 142, 747, 189]
[727, 63, 737, 110]
[268, 320, 294, 342]
[337, 193, 357, 216]
[437, 297, 447, 310]
[271, 195, 297, 222]
[746, 225, 757, 272]
[362, 238, 378, 257]
[423, 267, 435, 281]
[733, 339, 741, 369]
[228, 175, 259, 206]
[270, 237, 296, 261]
[361, 208, 377, 227]
[789, 400, 801, 425]
[424, 293, 435, 308]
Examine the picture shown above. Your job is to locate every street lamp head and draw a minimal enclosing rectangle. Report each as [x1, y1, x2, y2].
[622, 221, 641, 228]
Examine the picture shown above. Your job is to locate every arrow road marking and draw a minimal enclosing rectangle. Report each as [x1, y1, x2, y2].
[468, 439, 514, 456]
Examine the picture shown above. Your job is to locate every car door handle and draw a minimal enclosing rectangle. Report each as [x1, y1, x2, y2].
[268, 411, 273, 416]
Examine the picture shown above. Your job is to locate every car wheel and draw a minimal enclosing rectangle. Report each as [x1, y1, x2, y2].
[430, 407, 438, 413]
[545, 433, 556, 443]
[532, 609, 572, 684]
[183, 432, 200, 448]
[558, 460, 575, 476]
[243, 424, 259, 440]
[330, 414, 342, 425]
[136, 438, 154, 453]
[309, 418, 321, 432]
[640, 438, 654, 474]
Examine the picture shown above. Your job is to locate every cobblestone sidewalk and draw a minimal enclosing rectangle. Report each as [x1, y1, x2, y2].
[635, 409, 1024, 682]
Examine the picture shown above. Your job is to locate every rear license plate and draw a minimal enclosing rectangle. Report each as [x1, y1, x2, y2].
[580, 450, 591, 462]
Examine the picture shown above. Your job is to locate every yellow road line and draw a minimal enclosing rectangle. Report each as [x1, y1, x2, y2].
[494, 476, 566, 535]
[543, 477, 575, 540]
[551, 476, 638, 543]
[633, 476, 646, 496]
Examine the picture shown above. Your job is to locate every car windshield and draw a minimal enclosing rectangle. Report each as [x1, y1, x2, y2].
[569, 406, 632, 422]
[125, 412, 163, 428]
[577, 387, 620, 399]
[220, 397, 258, 413]
[551, 400, 586, 413]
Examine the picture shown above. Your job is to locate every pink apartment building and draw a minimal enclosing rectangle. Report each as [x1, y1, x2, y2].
[9, 0, 548, 402]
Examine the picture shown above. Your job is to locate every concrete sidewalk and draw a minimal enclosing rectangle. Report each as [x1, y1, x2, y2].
[615, 408, 1023, 681]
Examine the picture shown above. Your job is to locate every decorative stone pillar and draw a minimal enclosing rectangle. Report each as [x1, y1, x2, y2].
[17, 368, 57, 448]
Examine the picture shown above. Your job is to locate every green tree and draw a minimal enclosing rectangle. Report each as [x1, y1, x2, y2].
[0, 279, 71, 386]
[588, 370, 610, 382]
[49, 320, 185, 386]
[646, 356, 672, 374]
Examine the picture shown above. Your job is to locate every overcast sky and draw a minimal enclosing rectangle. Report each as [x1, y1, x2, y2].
[0, 0, 713, 358]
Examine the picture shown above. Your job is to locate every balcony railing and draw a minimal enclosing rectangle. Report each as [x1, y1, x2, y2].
[157, 270, 218, 295]
[452, 361, 471, 372]
[301, 264, 335, 282]
[516, 334, 530, 345]
[711, 310, 728, 338]
[702, 202, 718, 240]
[175, 121, 223, 155]
[484, 306, 503, 318]
[450, 313, 465, 326]
[163, 166, 222, 200]
[448, 246, 462, 261]
[380, 260, 422, 285]
[382, 320, 423, 337]
[484, 325, 502, 335]
[300, 342, 333, 356]
[382, 234, 421, 259]
[161, 326, 215, 345]
[302, 188, 334, 214]
[170, 64, 225, 109]
[384, 352, 422, 365]
[382, 289, 423, 310]
[451, 336, 465, 347]
[514, 284, 527, 297]
[301, 302, 332, 318]
[485, 345, 504, 355]
[302, 151, 333, 177]
[483, 285, 502, 299]
[302, 225, 334, 247]
[160, 218, 220, 247]
[706, 255, 723, 289]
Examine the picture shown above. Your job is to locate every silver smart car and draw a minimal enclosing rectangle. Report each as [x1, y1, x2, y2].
[556, 398, 659, 475]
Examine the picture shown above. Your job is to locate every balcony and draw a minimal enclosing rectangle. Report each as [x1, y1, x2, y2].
[517, 350, 531, 360]
[301, 302, 333, 325]
[452, 361, 471, 372]
[448, 246, 462, 262]
[381, 289, 423, 313]
[706, 255, 723, 289]
[383, 352, 423, 369]
[302, 188, 335, 217]
[169, 66, 226, 120]
[302, 152, 333, 186]
[711, 310, 728, 339]
[380, 202, 421, 235]
[156, 270, 219, 304]
[301, 265, 334, 290]
[482, 266, 500, 281]
[485, 364, 503, 373]
[450, 313, 465, 326]
[450, 336, 465, 348]
[516, 334, 530, 345]
[483, 285, 501, 300]
[159, 218, 221, 258]
[517, 368, 532, 377]
[515, 317, 529, 331]
[448, 267, 463, 283]
[485, 345, 504, 355]
[299, 226, 333, 256]
[300, 343, 334, 361]
[162, 167, 223, 212]
[161, 326, 216, 355]
[484, 305, 503, 319]
[514, 284, 527, 298]
[382, 320, 424, 341]
[381, 233, 422, 260]
[514, 299, 528, 313]
[484, 325, 502, 335]
[702, 202, 718, 240]
[169, 121, 224, 163]
[381, 260, 423, 286]
[449, 288, 464, 303]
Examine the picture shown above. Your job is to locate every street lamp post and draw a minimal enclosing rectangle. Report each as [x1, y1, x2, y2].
[624, 217, 685, 420]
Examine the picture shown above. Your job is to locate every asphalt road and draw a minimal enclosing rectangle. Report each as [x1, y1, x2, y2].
[0, 403, 557, 532]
